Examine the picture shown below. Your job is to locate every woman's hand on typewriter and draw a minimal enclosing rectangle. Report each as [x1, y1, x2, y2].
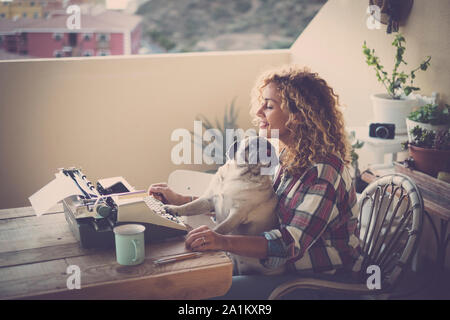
[148, 183, 192, 206]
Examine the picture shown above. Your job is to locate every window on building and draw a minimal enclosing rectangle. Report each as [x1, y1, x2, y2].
[83, 33, 92, 41]
[68, 33, 77, 47]
[53, 33, 63, 41]
[83, 50, 93, 57]
[0, 13, 5, 18]
[54, 50, 63, 58]
[97, 50, 110, 56]
[30, 1, 35, 6]
[97, 33, 110, 42]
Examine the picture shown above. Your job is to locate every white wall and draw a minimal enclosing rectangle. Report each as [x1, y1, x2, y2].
[290, 0, 450, 127]
[0, 50, 290, 209]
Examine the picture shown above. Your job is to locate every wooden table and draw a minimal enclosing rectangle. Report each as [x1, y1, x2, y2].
[0, 205, 233, 300]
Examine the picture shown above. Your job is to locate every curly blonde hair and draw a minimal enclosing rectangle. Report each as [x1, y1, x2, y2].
[250, 65, 351, 176]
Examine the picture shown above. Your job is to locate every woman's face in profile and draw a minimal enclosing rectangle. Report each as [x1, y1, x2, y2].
[256, 82, 290, 143]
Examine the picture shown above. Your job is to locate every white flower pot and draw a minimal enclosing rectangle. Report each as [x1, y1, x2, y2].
[405, 118, 450, 142]
[370, 93, 418, 135]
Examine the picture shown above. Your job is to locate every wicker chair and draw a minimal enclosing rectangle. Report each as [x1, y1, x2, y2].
[268, 173, 424, 300]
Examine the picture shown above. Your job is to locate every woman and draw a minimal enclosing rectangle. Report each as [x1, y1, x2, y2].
[149, 66, 361, 299]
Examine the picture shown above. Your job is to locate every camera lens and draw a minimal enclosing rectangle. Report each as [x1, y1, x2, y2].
[375, 126, 389, 139]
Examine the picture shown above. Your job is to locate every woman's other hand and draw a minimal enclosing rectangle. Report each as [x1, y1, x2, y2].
[185, 225, 227, 252]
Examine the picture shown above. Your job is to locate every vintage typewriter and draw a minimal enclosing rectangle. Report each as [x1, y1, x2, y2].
[57, 168, 187, 248]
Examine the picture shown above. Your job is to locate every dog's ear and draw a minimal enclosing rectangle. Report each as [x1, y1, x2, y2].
[265, 139, 272, 157]
[259, 137, 279, 175]
[225, 139, 240, 161]
[234, 137, 251, 165]
[255, 137, 274, 163]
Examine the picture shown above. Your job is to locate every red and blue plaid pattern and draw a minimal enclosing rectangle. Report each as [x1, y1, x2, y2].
[261, 154, 361, 274]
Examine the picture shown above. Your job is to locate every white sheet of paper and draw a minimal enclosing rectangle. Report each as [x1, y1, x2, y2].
[29, 174, 84, 216]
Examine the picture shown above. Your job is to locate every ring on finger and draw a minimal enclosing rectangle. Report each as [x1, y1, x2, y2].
[201, 237, 206, 246]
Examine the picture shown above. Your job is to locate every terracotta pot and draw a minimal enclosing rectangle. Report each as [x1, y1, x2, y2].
[409, 145, 450, 177]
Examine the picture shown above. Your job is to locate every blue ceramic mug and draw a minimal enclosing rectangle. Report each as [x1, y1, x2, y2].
[113, 224, 146, 266]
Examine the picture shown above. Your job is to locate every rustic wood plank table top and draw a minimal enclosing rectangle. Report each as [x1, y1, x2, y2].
[0, 205, 233, 300]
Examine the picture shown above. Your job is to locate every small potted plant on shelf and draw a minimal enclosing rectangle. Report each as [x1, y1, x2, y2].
[363, 33, 431, 135]
[402, 126, 450, 177]
[406, 103, 450, 141]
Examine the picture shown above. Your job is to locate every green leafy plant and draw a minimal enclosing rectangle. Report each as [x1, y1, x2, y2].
[190, 99, 240, 166]
[434, 129, 450, 150]
[348, 131, 364, 169]
[408, 103, 450, 125]
[147, 29, 176, 52]
[402, 126, 450, 150]
[363, 33, 431, 99]
[348, 131, 366, 192]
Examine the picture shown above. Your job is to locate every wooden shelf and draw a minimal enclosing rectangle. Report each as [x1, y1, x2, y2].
[361, 162, 450, 221]
[393, 162, 450, 221]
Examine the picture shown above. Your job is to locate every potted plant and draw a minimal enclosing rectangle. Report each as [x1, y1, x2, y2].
[402, 126, 450, 177]
[363, 33, 431, 135]
[406, 103, 450, 141]
[348, 131, 366, 193]
[191, 99, 241, 172]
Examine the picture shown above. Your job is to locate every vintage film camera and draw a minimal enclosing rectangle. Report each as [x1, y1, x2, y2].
[369, 123, 396, 139]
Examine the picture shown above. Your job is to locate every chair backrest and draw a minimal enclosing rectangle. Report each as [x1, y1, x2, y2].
[168, 169, 214, 197]
[356, 173, 423, 290]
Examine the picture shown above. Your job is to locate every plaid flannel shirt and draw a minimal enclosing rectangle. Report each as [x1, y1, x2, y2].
[261, 153, 361, 274]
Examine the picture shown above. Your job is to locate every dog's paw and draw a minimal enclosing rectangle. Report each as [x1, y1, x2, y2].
[163, 204, 182, 216]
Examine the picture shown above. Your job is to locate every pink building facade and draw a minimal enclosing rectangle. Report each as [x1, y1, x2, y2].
[0, 11, 142, 58]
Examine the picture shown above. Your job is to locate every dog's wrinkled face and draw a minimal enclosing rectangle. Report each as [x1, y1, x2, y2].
[225, 136, 278, 175]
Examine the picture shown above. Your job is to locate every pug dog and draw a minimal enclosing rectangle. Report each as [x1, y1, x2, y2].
[164, 136, 284, 275]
